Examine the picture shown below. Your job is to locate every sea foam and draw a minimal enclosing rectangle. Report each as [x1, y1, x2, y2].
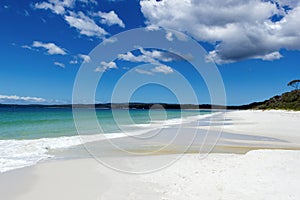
[0, 113, 216, 173]
[0, 133, 126, 173]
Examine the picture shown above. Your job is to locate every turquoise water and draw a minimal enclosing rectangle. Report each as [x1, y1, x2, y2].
[0, 108, 207, 140]
[0, 107, 210, 172]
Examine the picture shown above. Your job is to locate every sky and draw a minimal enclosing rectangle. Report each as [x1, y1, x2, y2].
[0, 0, 299, 105]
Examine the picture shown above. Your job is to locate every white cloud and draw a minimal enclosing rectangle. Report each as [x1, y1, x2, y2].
[118, 51, 145, 62]
[118, 48, 173, 64]
[260, 51, 283, 61]
[135, 68, 154, 75]
[35, 1, 106, 39]
[145, 24, 160, 31]
[69, 59, 78, 64]
[151, 65, 174, 74]
[78, 0, 97, 5]
[95, 61, 118, 72]
[32, 41, 67, 55]
[205, 50, 225, 64]
[140, 0, 300, 64]
[0, 94, 46, 103]
[95, 11, 125, 28]
[54, 61, 65, 68]
[65, 11, 108, 38]
[166, 31, 173, 41]
[21, 45, 33, 50]
[35, 0, 75, 15]
[78, 54, 91, 63]
[102, 37, 118, 45]
[140, 48, 173, 62]
[34, 0, 97, 15]
[34, 1, 125, 41]
[118, 48, 175, 75]
[70, 54, 91, 64]
[135, 65, 174, 75]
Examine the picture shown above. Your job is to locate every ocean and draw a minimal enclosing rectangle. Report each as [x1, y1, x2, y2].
[0, 107, 209, 172]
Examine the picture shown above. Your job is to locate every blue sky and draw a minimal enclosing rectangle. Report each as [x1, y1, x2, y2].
[0, 0, 299, 105]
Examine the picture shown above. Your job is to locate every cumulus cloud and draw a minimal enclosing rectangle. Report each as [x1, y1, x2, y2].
[78, 54, 91, 63]
[70, 54, 91, 64]
[34, 1, 125, 40]
[32, 41, 67, 55]
[118, 48, 175, 75]
[140, 48, 173, 62]
[102, 37, 118, 45]
[118, 48, 173, 64]
[140, 0, 300, 64]
[259, 51, 283, 61]
[118, 51, 144, 62]
[65, 11, 108, 38]
[0, 94, 46, 103]
[34, 0, 97, 15]
[135, 65, 174, 75]
[135, 68, 154, 75]
[95, 61, 118, 72]
[165, 31, 173, 41]
[151, 65, 174, 74]
[54, 61, 65, 68]
[145, 24, 160, 31]
[95, 10, 125, 28]
[35, 0, 75, 15]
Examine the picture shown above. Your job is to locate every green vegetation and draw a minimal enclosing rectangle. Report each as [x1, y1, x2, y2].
[255, 90, 300, 111]
[2, 80, 300, 111]
[287, 79, 300, 90]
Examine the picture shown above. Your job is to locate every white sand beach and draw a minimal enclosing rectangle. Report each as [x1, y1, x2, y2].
[219, 110, 300, 145]
[1, 110, 300, 200]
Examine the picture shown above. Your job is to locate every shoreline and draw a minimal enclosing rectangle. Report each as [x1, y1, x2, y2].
[51, 110, 300, 159]
[1, 110, 300, 199]
[1, 149, 300, 200]
[0, 111, 217, 173]
[2, 110, 300, 173]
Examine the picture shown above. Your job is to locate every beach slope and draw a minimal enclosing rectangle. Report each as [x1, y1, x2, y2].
[1, 110, 300, 200]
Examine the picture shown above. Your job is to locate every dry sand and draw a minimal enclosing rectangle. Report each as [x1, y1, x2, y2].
[1, 110, 300, 200]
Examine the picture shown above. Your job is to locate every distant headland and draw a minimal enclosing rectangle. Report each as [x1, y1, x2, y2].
[1, 90, 299, 111]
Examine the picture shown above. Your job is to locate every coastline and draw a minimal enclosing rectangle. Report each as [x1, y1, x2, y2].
[2, 150, 300, 200]
[0, 110, 215, 173]
[1, 110, 300, 199]
[52, 109, 300, 160]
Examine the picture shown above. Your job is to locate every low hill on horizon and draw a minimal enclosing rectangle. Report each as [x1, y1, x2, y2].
[1, 90, 299, 111]
[253, 90, 300, 111]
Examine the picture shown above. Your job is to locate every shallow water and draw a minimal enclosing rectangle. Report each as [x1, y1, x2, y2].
[0, 107, 209, 172]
